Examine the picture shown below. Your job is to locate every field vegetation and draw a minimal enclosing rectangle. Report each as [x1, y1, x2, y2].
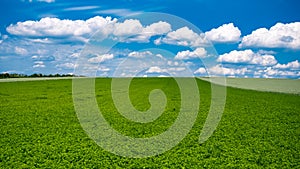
[0, 78, 299, 168]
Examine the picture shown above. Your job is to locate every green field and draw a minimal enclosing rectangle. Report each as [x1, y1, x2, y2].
[0, 78, 299, 168]
[200, 77, 300, 95]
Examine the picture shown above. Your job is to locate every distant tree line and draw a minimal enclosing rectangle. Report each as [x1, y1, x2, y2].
[0, 73, 75, 79]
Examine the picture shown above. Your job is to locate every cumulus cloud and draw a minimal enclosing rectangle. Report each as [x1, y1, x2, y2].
[6, 16, 117, 41]
[274, 60, 300, 70]
[6, 17, 172, 43]
[194, 67, 207, 74]
[5, 16, 299, 78]
[128, 51, 153, 58]
[144, 21, 172, 36]
[175, 48, 207, 60]
[205, 23, 241, 43]
[88, 54, 114, 63]
[144, 65, 187, 76]
[209, 64, 248, 76]
[114, 20, 171, 42]
[146, 66, 167, 73]
[205, 59, 299, 78]
[217, 49, 277, 66]
[126, 51, 166, 60]
[240, 22, 300, 49]
[158, 23, 241, 46]
[133, 21, 172, 42]
[113, 19, 143, 37]
[263, 67, 300, 78]
[157, 27, 208, 47]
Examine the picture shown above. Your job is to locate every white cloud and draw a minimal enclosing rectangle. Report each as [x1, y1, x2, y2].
[0, 33, 8, 44]
[25, 0, 55, 3]
[209, 64, 248, 76]
[29, 38, 52, 44]
[95, 9, 141, 17]
[146, 66, 167, 73]
[6, 16, 173, 44]
[168, 67, 186, 72]
[113, 19, 143, 37]
[6, 16, 171, 44]
[132, 21, 172, 42]
[205, 23, 241, 43]
[144, 66, 187, 76]
[69, 52, 80, 58]
[143, 21, 172, 37]
[205, 60, 300, 78]
[31, 55, 55, 61]
[64, 6, 100, 11]
[37, 0, 55, 3]
[127, 51, 166, 59]
[0, 36, 83, 74]
[257, 50, 276, 55]
[155, 54, 164, 59]
[252, 55, 277, 66]
[98, 66, 110, 72]
[33, 61, 45, 68]
[113, 20, 171, 42]
[175, 48, 207, 60]
[154, 38, 162, 45]
[128, 51, 153, 58]
[263, 67, 299, 78]
[194, 67, 207, 74]
[159, 27, 208, 47]
[167, 61, 179, 66]
[240, 22, 300, 49]
[274, 60, 300, 70]
[31, 55, 39, 59]
[7, 16, 117, 40]
[88, 54, 114, 63]
[217, 49, 277, 66]
[56, 63, 76, 69]
[15, 46, 28, 55]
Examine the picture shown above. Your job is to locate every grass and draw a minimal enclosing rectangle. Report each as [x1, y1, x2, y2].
[0, 78, 299, 168]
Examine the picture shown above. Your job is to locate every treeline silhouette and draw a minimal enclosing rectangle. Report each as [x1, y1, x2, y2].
[0, 73, 75, 79]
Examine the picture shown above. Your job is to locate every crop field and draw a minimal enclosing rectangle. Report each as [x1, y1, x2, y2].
[199, 77, 300, 95]
[0, 78, 299, 168]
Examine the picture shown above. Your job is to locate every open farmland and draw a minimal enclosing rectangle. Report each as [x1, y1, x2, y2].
[200, 77, 300, 95]
[0, 78, 299, 168]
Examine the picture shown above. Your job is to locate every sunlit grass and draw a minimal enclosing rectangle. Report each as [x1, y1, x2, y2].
[0, 78, 299, 168]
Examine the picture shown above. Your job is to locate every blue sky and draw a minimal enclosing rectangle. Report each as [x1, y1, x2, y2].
[0, 0, 300, 78]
